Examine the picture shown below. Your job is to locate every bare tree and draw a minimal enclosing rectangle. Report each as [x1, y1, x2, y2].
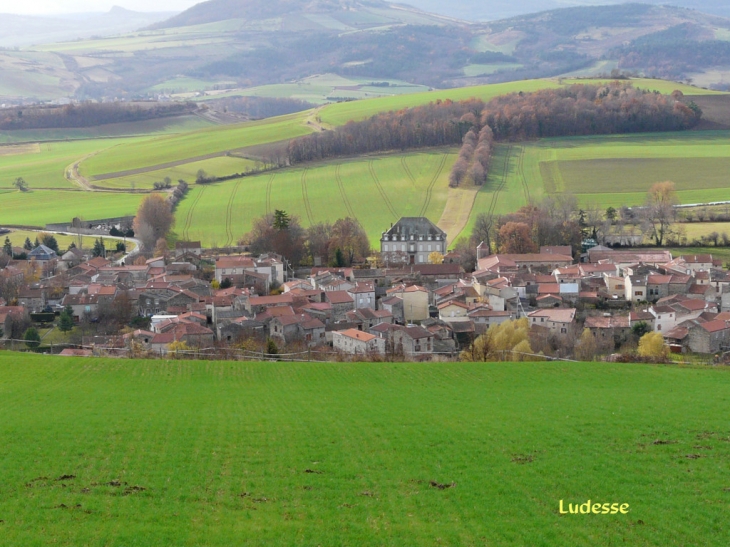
[133, 194, 175, 251]
[642, 181, 678, 246]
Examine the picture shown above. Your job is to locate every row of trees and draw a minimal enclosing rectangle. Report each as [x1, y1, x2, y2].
[0, 102, 195, 131]
[287, 83, 701, 166]
[449, 125, 494, 187]
[240, 210, 370, 268]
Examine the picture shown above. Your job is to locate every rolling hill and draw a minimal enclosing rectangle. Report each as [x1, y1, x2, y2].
[6, 2, 730, 103]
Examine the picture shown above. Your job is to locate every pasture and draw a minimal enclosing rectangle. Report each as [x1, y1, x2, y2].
[0, 353, 728, 545]
[175, 150, 455, 247]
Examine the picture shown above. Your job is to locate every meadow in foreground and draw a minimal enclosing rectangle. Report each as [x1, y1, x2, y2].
[0, 352, 727, 546]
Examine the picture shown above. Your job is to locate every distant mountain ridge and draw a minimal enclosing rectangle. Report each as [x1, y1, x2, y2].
[148, 0, 445, 29]
[0, 7, 176, 48]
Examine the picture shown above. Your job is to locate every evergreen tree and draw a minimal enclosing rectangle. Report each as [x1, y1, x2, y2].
[92, 238, 106, 258]
[33, 237, 39, 249]
[266, 338, 279, 356]
[24, 327, 41, 349]
[41, 234, 59, 254]
[333, 247, 345, 267]
[273, 210, 290, 230]
[2, 236, 12, 256]
[23, 237, 33, 251]
[220, 278, 233, 289]
[58, 307, 75, 333]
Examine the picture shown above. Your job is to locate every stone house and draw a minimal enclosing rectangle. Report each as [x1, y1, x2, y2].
[527, 308, 577, 336]
[333, 329, 385, 355]
[380, 217, 447, 266]
[687, 320, 730, 354]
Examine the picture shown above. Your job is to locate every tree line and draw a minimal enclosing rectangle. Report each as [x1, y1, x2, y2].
[288, 83, 701, 189]
[0, 102, 196, 131]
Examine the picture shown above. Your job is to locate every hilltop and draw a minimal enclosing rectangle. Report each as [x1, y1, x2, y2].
[148, 0, 449, 29]
[4, 3, 730, 102]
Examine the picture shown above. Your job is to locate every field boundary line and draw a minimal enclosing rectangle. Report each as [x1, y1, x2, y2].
[335, 164, 361, 225]
[301, 168, 314, 225]
[418, 153, 448, 218]
[368, 160, 399, 219]
[224, 179, 243, 247]
[182, 186, 206, 240]
[516, 145, 531, 204]
[486, 145, 513, 218]
[265, 173, 275, 216]
[401, 156, 417, 187]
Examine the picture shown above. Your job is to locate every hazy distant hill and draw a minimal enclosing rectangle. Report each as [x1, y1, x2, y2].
[0, 7, 176, 48]
[401, 0, 730, 22]
[148, 0, 441, 29]
[4, 1, 730, 102]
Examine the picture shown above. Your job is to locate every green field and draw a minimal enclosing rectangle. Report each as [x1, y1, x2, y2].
[0, 115, 215, 145]
[0, 353, 728, 545]
[0, 139, 148, 191]
[80, 112, 313, 178]
[3, 78, 729, 245]
[499, 131, 730, 209]
[176, 150, 455, 247]
[0, 190, 143, 227]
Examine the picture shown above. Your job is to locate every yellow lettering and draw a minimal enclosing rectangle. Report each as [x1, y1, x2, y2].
[610, 503, 619, 514]
[580, 500, 591, 514]
[559, 500, 568, 514]
[620, 504, 629, 514]
[592, 503, 601, 514]
[601, 503, 610, 514]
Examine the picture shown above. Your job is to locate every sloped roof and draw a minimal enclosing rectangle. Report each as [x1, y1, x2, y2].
[383, 217, 446, 238]
[337, 328, 377, 342]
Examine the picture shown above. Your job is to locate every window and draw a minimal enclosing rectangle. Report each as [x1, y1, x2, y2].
[635, 291, 643, 296]
[428, 244, 432, 252]
[402, 244, 406, 252]
[419, 245, 423, 251]
[658, 324, 662, 331]
[384, 244, 389, 252]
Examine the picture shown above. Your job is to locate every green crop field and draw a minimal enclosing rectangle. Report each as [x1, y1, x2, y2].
[80, 112, 313, 178]
[0, 115, 215, 145]
[0, 190, 143, 227]
[3, 77, 728, 245]
[0, 139, 148, 191]
[176, 150, 455, 247]
[94, 156, 262, 191]
[494, 131, 730, 209]
[0, 353, 728, 545]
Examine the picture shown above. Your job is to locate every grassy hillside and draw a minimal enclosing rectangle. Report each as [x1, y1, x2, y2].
[2, 78, 727, 241]
[0, 352, 728, 545]
[175, 149, 455, 247]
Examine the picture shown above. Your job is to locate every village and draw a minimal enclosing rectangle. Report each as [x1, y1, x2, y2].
[1, 215, 729, 361]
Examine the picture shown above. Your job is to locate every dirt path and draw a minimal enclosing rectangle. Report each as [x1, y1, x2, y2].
[437, 183, 481, 247]
[65, 153, 97, 191]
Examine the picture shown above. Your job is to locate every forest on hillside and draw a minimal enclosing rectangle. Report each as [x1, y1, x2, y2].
[287, 83, 702, 167]
[0, 102, 197, 131]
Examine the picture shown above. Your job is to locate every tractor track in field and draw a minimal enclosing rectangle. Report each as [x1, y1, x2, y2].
[182, 186, 206, 240]
[301, 168, 314, 225]
[265, 173, 275, 216]
[224, 179, 243, 248]
[335, 164, 360, 225]
[418, 153, 448, 218]
[515, 145, 531, 204]
[367, 160, 398, 220]
[486, 145, 513, 218]
[401, 156, 417, 187]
